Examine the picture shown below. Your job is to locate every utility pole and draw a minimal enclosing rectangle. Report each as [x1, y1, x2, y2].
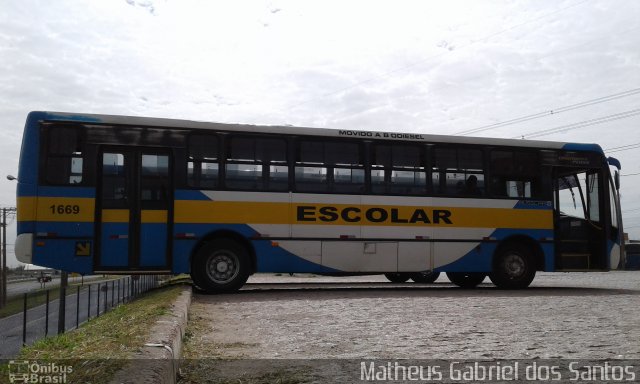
[0, 208, 3, 309]
[1, 207, 16, 308]
[57, 271, 68, 334]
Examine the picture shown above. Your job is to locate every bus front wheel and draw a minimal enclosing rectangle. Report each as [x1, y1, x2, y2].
[489, 244, 536, 289]
[446, 272, 486, 288]
[191, 239, 250, 293]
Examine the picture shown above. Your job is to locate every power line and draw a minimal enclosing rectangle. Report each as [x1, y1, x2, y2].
[456, 87, 640, 136]
[340, 22, 640, 132]
[514, 108, 640, 139]
[606, 142, 640, 153]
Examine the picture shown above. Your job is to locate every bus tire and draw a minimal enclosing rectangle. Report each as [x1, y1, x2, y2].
[446, 272, 486, 288]
[489, 244, 536, 289]
[411, 271, 441, 283]
[384, 273, 411, 283]
[191, 239, 250, 293]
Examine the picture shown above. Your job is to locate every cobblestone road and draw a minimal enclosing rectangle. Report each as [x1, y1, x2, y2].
[181, 272, 640, 382]
[185, 272, 640, 360]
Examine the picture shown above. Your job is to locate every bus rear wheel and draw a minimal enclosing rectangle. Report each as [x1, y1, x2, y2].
[446, 272, 486, 288]
[411, 271, 441, 283]
[489, 244, 536, 289]
[191, 239, 250, 293]
[384, 273, 411, 283]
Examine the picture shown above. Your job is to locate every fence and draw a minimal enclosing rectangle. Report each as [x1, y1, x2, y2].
[18, 275, 161, 347]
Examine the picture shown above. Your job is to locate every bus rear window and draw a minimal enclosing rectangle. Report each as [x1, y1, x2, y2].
[44, 125, 84, 185]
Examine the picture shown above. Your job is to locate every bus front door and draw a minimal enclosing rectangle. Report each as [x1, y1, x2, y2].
[553, 168, 607, 270]
[96, 148, 172, 272]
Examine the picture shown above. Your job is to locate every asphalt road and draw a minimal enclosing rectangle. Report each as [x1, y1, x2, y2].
[0, 278, 137, 359]
[6, 275, 104, 299]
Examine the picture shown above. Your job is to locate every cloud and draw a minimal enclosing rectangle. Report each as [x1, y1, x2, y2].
[125, 0, 159, 15]
[0, 0, 639, 259]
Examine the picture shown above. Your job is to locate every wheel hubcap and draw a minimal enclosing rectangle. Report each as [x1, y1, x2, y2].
[216, 261, 229, 273]
[504, 253, 525, 278]
[206, 251, 239, 284]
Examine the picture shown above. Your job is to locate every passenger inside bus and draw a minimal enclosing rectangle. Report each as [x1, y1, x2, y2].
[462, 175, 481, 195]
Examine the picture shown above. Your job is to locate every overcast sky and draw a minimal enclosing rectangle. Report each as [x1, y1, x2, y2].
[1, 0, 639, 267]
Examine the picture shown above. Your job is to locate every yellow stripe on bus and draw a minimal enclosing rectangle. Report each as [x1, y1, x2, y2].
[16, 197, 37, 222]
[438, 207, 552, 229]
[174, 201, 291, 225]
[18, 197, 95, 222]
[141, 210, 168, 223]
[18, 197, 553, 229]
[101, 209, 129, 223]
[174, 201, 553, 229]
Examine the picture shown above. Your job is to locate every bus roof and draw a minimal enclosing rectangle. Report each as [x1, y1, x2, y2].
[26, 110, 604, 153]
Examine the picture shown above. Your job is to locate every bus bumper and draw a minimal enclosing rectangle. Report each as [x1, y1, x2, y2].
[15, 233, 33, 264]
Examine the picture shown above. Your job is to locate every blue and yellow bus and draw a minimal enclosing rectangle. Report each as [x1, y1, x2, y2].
[14, 111, 625, 291]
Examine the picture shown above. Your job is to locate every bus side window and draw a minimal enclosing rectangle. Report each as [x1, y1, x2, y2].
[225, 136, 288, 192]
[432, 147, 484, 197]
[490, 150, 540, 199]
[371, 144, 426, 195]
[295, 140, 363, 193]
[44, 125, 84, 185]
[295, 141, 328, 192]
[327, 142, 364, 193]
[261, 138, 288, 191]
[187, 134, 219, 189]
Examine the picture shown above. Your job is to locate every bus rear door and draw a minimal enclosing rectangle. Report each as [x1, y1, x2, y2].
[96, 147, 172, 272]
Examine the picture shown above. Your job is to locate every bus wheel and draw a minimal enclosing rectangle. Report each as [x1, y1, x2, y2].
[489, 244, 536, 289]
[191, 239, 250, 293]
[446, 272, 486, 288]
[411, 271, 441, 283]
[384, 273, 410, 283]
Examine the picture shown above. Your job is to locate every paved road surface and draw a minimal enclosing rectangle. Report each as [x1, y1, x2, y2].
[6, 276, 104, 299]
[181, 272, 640, 382]
[0, 278, 137, 359]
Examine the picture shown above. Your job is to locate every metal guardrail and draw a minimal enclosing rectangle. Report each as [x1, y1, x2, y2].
[19, 275, 161, 347]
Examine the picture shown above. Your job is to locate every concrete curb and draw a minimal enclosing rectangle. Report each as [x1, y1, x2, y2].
[109, 284, 192, 384]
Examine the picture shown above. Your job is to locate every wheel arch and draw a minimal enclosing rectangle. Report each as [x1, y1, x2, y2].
[191, 230, 257, 274]
[493, 235, 545, 271]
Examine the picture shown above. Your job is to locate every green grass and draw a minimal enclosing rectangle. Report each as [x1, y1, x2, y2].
[1, 285, 185, 384]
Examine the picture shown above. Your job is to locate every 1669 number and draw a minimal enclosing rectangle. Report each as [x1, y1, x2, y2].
[49, 204, 81, 214]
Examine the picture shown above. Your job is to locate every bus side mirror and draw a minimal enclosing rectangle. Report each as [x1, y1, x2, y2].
[614, 170, 620, 190]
